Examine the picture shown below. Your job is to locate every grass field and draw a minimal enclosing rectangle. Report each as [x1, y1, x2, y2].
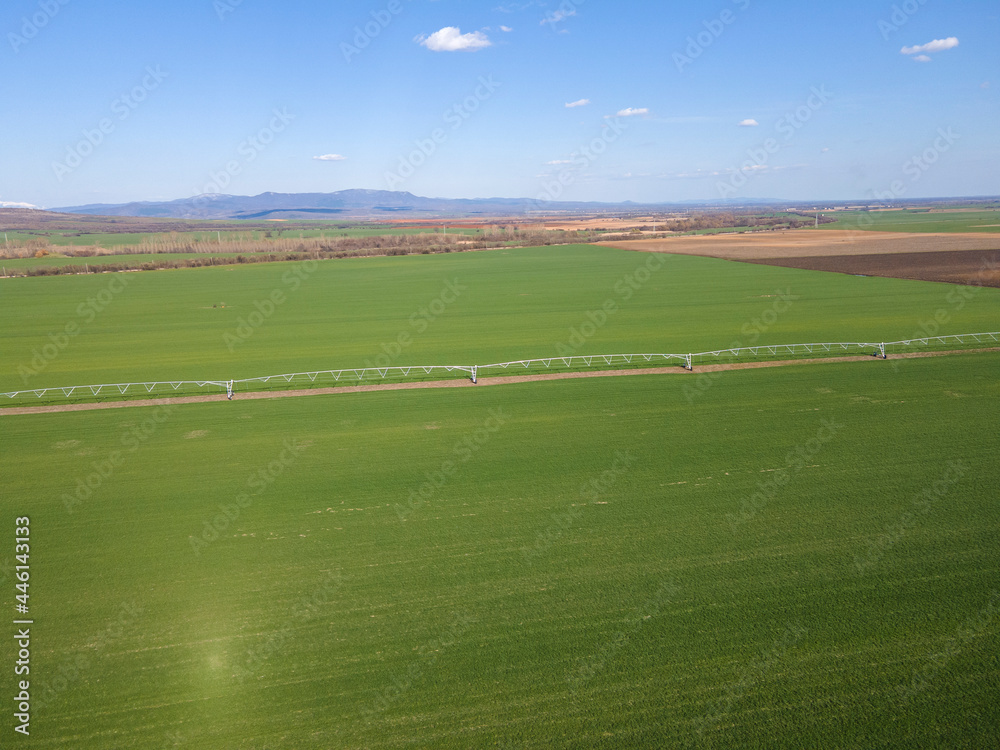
[2, 244, 998, 396]
[821, 209, 1000, 233]
[2, 354, 998, 748]
[1, 244, 998, 748]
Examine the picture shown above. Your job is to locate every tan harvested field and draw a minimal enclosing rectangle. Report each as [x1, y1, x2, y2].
[529, 216, 662, 231]
[600, 230, 1000, 286]
[598, 230, 1000, 258]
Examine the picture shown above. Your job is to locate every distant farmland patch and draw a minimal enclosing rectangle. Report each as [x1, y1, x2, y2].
[601, 231, 1000, 286]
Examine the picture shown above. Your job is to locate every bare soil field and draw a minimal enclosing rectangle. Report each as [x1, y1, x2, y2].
[600, 231, 1000, 286]
[740, 249, 1000, 287]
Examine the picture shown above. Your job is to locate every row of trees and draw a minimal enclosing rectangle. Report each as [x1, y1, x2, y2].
[7, 228, 610, 276]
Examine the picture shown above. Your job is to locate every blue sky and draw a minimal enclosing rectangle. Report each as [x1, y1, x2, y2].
[2, 0, 997, 208]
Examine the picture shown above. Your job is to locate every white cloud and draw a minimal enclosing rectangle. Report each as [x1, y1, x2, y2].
[901, 37, 958, 55]
[982, 81, 991, 89]
[0, 201, 39, 209]
[821, 147, 830, 153]
[541, 9, 576, 25]
[313, 154, 346, 161]
[546, 159, 573, 165]
[417, 27, 492, 52]
[614, 107, 649, 117]
[565, 98, 590, 108]
[913, 54, 932, 63]
[738, 118, 759, 127]
[500, 25, 513, 32]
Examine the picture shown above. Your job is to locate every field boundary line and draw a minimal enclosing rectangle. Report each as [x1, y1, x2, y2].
[2, 346, 998, 416]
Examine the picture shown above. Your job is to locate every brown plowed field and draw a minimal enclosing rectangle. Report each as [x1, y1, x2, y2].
[739, 249, 1000, 286]
[599, 231, 1000, 286]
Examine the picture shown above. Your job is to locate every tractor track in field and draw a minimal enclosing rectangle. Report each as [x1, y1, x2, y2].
[2, 347, 997, 416]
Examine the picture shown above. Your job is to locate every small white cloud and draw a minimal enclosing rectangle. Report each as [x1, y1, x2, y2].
[614, 107, 649, 117]
[313, 154, 346, 161]
[541, 9, 576, 25]
[546, 159, 573, 165]
[500, 25, 513, 32]
[565, 98, 590, 108]
[901, 37, 958, 55]
[980, 81, 990, 89]
[738, 118, 759, 127]
[914, 54, 933, 62]
[821, 147, 830, 153]
[417, 27, 492, 52]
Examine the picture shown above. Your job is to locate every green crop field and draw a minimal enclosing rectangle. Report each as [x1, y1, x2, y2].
[821, 209, 1000, 233]
[1, 244, 998, 748]
[2, 355, 998, 748]
[2, 245, 998, 397]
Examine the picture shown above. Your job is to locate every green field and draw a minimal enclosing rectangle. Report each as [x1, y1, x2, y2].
[821, 209, 1000, 233]
[3, 245, 998, 396]
[2, 355, 998, 747]
[1, 244, 998, 748]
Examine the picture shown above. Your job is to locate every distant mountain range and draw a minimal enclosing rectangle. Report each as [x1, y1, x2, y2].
[50, 190, 782, 220]
[29, 192, 1000, 220]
